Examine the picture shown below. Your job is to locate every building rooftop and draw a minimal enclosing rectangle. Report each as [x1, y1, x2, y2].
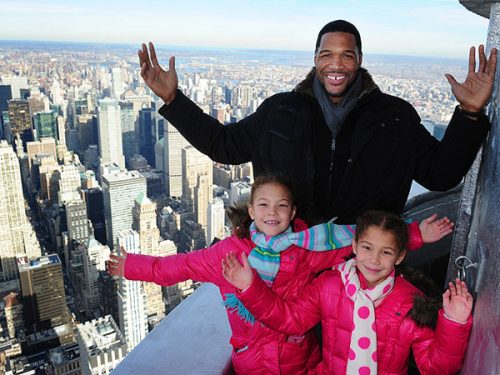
[78, 315, 126, 356]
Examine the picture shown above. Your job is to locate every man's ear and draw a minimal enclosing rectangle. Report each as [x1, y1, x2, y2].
[395, 249, 407, 266]
[358, 52, 363, 65]
[248, 204, 255, 220]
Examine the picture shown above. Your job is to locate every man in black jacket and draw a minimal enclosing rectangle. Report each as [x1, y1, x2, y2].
[138, 20, 496, 224]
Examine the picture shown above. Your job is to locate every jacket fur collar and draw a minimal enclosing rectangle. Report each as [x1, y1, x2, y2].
[293, 67, 380, 102]
[402, 267, 442, 329]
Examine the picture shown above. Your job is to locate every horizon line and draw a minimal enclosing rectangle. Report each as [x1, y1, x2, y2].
[0, 39, 468, 63]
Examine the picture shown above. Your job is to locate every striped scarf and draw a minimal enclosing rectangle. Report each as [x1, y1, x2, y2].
[337, 259, 395, 375]
[248, 221, 355, 286]
[224, 221, 356, 324]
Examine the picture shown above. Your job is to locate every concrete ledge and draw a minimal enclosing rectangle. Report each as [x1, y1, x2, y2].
[111, 282, 233, 375]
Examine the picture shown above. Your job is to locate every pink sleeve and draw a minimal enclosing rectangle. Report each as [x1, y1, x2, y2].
[407, 221, 424, 251]
[124, 239, 234, 286]
[237, 270, 328, 335]
[411, 309, 472, 374]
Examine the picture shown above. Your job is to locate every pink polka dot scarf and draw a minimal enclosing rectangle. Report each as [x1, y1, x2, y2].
[336, 259, 395, 375]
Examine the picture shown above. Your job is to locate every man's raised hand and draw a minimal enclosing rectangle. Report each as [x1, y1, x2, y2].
[138, 42, 178, 105]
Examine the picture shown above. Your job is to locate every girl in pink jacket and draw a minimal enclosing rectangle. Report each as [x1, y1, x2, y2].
[223, 210, 471, 375]
[107, 176, 453, 375]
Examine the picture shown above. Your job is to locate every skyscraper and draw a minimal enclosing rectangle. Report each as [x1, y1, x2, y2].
[97, 98, 125, 169]
[0, 76, 28, 99]
[111, 67, 123, 99]
[82, 237, 110, 311]
[78, 114, 97, 154]
[207, 197, 226, 244]
[164, 120, 189, 198]
[182, 145, 213, 229]
[58, 163, 81, 196]
[18, 254, 69, 333]
[0, 140, 41, 280]
[119, 101, 136, 166]
[0, 85, 12, 112]
[116, 230, 148, 351]
[132, 193, 165, 321]
[82, 186, 107, 245]
[33, 111, 58, 140]
[102, 170, 146, 250]
[65, 197, 91, 269]
[138, 107, 155, 166]
[8, 99, 32, 148]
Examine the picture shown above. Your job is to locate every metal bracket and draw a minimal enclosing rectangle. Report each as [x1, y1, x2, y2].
[455, 255, 478, 283]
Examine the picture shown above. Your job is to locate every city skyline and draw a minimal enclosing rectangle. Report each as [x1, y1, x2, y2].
[0, 0, 490, 59]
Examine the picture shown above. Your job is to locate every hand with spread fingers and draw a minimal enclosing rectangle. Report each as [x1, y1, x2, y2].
[445, 45, 497, 113]
[419, 214, 454, 243]
[442, 278, 473, 323]
[222, 252, 253, 291]
[106, 247, 128, 278]
[138, 42, 178, 105]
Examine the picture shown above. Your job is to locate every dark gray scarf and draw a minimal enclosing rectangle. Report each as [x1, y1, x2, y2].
[313, 72, 363, 139]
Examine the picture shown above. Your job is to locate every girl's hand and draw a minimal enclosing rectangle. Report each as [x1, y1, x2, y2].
[222, 252, 253, 290]
[106, 247, 128, 277]
[419, 214, 454, 243]
[443, 279, 473, 323]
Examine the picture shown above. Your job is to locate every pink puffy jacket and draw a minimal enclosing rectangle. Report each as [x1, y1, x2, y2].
[124, 219, 353, 374]
[238, 269, 472, 375]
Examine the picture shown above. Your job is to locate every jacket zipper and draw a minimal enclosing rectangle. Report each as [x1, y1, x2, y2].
[328, 138, 336, 208]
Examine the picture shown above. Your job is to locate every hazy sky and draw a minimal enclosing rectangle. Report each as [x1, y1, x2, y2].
[0, 0, 490, 58]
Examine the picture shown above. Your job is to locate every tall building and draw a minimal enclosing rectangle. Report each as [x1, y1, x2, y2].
[33, 111, 57, 140]
[82, 186, 107, 245]
[229, 180, 252, 206]
[0, 76, 28, 99]
[58, 164, 81, 196]
[18, 254, 69, 333]
[102, 170, 146, 249]
[77, 315, 128, 375]
[116, 230, 148, 351]
[65, 197, 91, 266]
[138, 107, 156, 166]
[8, 99, 32, 147]
[3, 292, 24, 339]
[207, 197, 226, 243]
[164, 120, 189, 198]
[0, 140, 41, 280]
[111, 67, 123, 99]
[82, 237, 110, 311]
[119, 101, 136, 166]
[37, 157, 60, 203]
[132, 193, 165, 321]
[154, 137, 164, 172]
[0, 85, 12, 112]
[78, 114, 97, 154]
[97, 98, 125, 169]
[26, 137, 57, 169]
[182, 145, 213, 228]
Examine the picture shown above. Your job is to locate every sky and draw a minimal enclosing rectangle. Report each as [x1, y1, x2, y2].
[0, 0, 490, 59]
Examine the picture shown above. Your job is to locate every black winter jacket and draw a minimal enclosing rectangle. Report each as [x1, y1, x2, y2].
[159, 68, 490, 224]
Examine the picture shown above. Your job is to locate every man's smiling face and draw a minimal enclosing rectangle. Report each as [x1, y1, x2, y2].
[314, 31, 362, 104]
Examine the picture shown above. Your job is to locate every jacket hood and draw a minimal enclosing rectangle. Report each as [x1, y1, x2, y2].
[293, 67, 380, 101]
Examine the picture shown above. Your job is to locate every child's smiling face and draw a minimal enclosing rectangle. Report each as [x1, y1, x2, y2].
[353, 225, 406, 288]
[248, 182, 296, 237]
